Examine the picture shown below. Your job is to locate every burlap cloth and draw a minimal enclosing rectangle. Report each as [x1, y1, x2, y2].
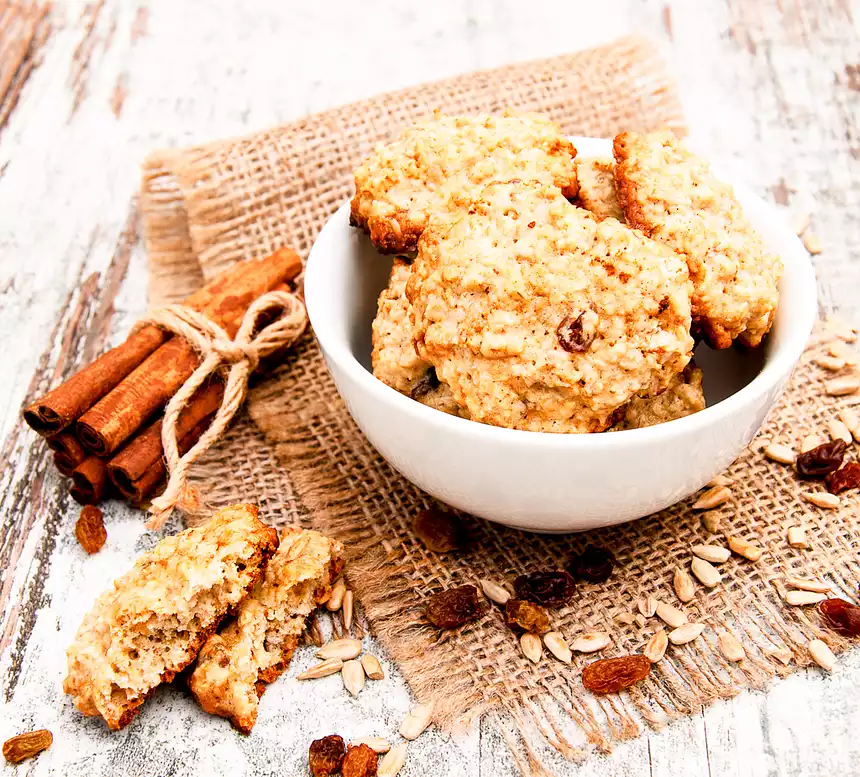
[140, 36, 860, 772]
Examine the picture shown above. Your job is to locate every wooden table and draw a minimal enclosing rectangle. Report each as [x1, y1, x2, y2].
[2, 1, 858, 775]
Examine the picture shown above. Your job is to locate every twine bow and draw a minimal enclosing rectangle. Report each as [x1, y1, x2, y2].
[132, 289, 308, 529]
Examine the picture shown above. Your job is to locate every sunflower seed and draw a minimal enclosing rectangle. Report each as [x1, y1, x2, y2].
[827, 419, 853, 444]
[543, 631, 572, 663]
[326, 578, 347, 611]
[839, 407, 860, 439]
[570, 632, 611, 653]
[727, 535, 763, 561]
[825, 314, 858, 342]
[480, 579, 511, 605]
[520, 632, 542, 663]
[378, 743, 408, 777]
[668, 622, 705, 645]
[801, 230, 822, 255]
[814, 355, 846, 371]
[791, 211, 810, 236]
[692, 486, 732, 510]
[718, 632, 746, 662]
[701, 513, 722, 534]
[691, 544, 731, 564]
[787, 525, 810, 548]
[800, 433, 826, 453]
[764, 646, 792, 665]
[786, 576, 831, 593]
[830, 341, 858, 365]
[317, 638, 362, 661]
[638, 596, 658, 618]
[691, 557, 722, 588]
[400, 703, 434, 740]
[656, 601, 688, 628]
[785, 590, 827, 606]
[764, 444, 796, 464]
[615, 612, 636, 626]
[342, 590, 354, 630]
[803, 491, 840, 509]
[706, 474, 734, 488]
[644, 629, 668, 662]
[825, 376, 860, 396]
[635, 613, 647, 627]
[351, 737, 391, 754]
[673, 567, 696, 602]
[342, 659, 365, 696]
[297, 657, 344, 679]
[808, 639, 836, 670]
[361, 654, 385, 680]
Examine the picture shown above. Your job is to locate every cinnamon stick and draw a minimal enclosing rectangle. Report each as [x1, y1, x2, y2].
[24, 248, 299, 437]
[70, 456, 110, 505]
[75, 249, 302, 456]
[107, 380, 224, 500]
[50, 432, 88, 476]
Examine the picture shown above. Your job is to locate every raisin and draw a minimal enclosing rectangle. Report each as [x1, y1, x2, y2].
[581, 655, 651, 695]
[412, 507, 468, 552]
[569, 546, 615, 584]
[342, 743, 378, 777]
[826, 461, 860, 494]
[513, 571, 576, 606]
[504, 598, 550, 634]
[795, 440, 848, 478]
[3, 730, 53, 764]
[557, 312, 596, 353]
[426, 585, 483, 629]
[819, 598, 860, 637]
[411, 367, 441, 399]
[308, 734, 346, 777]
[75, 505, 107, 554]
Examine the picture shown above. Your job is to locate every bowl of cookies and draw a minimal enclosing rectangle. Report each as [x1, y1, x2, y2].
[305, 116, 817, 532]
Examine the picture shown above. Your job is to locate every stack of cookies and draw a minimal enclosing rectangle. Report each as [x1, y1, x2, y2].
[353, 114, 782, 433]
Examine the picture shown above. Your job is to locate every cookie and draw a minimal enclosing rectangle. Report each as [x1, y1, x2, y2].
[407, 180, 695, 434]
[615, 364, 705, 430]
[575, 157, 624, 221]
[613, 130, 782, 349]
[351, 112, 578, 253]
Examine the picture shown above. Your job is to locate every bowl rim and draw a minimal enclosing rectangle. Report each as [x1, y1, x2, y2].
[305, 139, 818, 451]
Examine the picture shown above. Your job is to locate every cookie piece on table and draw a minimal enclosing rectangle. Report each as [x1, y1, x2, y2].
[351, 112, 579, 253]
[615, 364, 705, 430]
[575, 157, 624, 221]
[407, 180, 694, 434]
[63, 504, 279, 730]
[190, 527, 344, 733]
[613, 130, 782, 349]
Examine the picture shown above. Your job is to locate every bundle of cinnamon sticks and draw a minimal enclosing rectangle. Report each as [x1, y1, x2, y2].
[25, 249, 303, 507]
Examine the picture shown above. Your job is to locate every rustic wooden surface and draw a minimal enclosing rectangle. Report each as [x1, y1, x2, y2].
[2, 1, 859, 775]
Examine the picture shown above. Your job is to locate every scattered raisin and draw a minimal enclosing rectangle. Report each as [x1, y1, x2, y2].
[795, 440, 848, 479]
[569, 546, 615, 584]
[410, 367, 441, 399]
[581, 655, 651, 695]
[826, 461, 860, 494]
[504, 598, 550, 634]
[514, 571, 576, 606]
[426, 585, 483, 629]
[819, 598, 860, 637]
[412, 507, 468, 553]
[3, 730, 52, 764]
[342, 743, 378, 777]
[75, 505, 107, 554]
[557, 312, 596, 353]
[308, 734, 346, 777]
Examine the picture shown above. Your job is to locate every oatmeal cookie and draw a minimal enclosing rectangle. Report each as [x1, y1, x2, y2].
[613, 130, 782, 349]
[615, 364, 705, 430]
[407, 180, 694, 433]
[351, 113, 578, 253]
[575, 157, 624, 221]
[63, 504, 278, 730]
[190, 528, 344, 733]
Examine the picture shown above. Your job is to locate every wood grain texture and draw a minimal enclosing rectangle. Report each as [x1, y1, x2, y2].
[0, 1, 858, 775]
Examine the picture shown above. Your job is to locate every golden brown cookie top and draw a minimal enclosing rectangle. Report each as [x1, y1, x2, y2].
[407, 180, 695, 434]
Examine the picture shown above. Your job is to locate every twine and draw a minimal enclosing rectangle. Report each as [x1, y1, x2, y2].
[132, 290, 308, 529]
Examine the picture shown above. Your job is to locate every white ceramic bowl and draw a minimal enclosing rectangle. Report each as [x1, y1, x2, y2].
[305, 137, 817, 533]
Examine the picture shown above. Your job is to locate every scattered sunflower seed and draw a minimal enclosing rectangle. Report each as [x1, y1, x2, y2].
[520, 632, 542, 663]
[342, 590, 354, 630]
[718, 632, 746, 662]
[638, 596, 658, 618]
[828, 419, 853, 444]
[634, 613, 647, 628]
[701, 513, 722, 534]
[400, 704, 434, 740]
[350, 737, 391, 754]
[830, 340, 859, 365]
[785, 590, 827, 606]
[480, 579, 511, 605]
[808, 639, 836, 671]
[317, 639, 363, 661]
[692, 486, 732, 510]
[691, 557, 722, 588]
[342, 659, 365, 697]
[543, 631, 572, 663]
[378, 743, 408, 777]
[691, 544, 731, 564]
[570, 632, 611, 653]
[673, 567, 696, 603]
[656, 601, 688, 628]
[764, 443, 796, 464]
[787, 525, 810, 548]
[297, 657, 344, 680]
[327, 578, 347, 611]
[785, 576, 831, 593]
[764, 646, 793, 665]
[800, 433, 826, 453]
[644, 629, 668, 662]
[727, 535, 763, 561]
[801, 230, 822, 255]
[824, 315, 858, 342]
[838, 407, 860, 439]
[813, 355, 846, 371]
[706, 474, 734, 488]
[668, 622, 706, 645]
[361, 654, 385, 680]
[615, 612, 636, 626]
[825, 376, 860, 397]
[803, 491, 841, 509]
